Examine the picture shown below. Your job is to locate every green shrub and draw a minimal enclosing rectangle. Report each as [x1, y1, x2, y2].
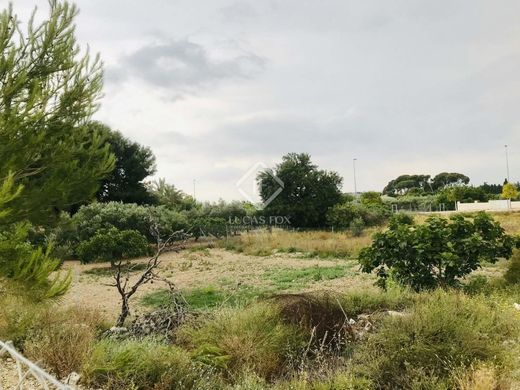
[349, 217, 364, 237]
[353, 290, 520, 389]
[359, 212, 516, 291]
[505, 250, 520, 284]
[388, 212, 414, 227]
[177, 303, 306, 379]
[326, 202, 388, 229]
[76, 227, 149, 263]
[72, 202, 188, 242]
[83, 339, 218, 390]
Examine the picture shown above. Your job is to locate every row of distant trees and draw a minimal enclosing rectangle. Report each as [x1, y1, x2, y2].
[255, 155, 519, 228]
[381, 172, 518, 204]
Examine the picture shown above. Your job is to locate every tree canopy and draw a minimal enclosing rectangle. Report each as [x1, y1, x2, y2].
[382, 174, 432, 196]
[148, 178, 196, 210]
[383, 172, 470, 196]
[431, 172, 470, 191]
[257, 153, 342, 227]
[501, 183, 519, 200]
[92, 122, 156, 205]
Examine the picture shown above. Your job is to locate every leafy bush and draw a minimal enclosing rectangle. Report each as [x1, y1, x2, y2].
[73, 202, 188, 242]
[359, 212, 516, 291]
[326, 202, 388, 229]
[388, 212, 414, 227]
[353, 290, 520, 388]
[177, 303, 305, 379]
[83, 339, 218, 390]
[76, 228, 150, 263]
[504, 250, 520, 284]
[349, 217, 365, 237]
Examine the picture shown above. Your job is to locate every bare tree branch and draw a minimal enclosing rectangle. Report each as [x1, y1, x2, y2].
[112, 228, 189, 327]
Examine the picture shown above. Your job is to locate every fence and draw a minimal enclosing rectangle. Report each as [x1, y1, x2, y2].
[0, 340, 72, 390]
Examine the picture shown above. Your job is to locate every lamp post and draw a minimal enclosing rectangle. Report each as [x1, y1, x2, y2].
[505, 145, 510, 182]
[353, 158, 357, 197]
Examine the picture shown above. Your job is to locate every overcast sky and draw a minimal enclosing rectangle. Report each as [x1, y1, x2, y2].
[10, 0, 520, 202]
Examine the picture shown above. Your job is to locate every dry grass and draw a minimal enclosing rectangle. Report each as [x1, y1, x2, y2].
[219, 229, 378, 258]
[456, 364, 499, 390]
[24, 306, 106, 378]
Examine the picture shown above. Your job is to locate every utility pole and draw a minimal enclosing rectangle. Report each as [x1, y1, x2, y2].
[353, 158, 358, 197]
[193, 179, 196, 200]
[505, 145, 510, 182]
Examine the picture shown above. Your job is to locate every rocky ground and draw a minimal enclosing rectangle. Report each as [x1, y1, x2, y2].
[0, 357, 55, 389]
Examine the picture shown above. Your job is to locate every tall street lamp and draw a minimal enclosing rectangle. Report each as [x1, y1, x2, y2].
[505, 145, 510, 182]
[353, 158, 357, 197]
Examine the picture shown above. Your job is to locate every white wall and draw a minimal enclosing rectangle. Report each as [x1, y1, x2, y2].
[457, 199, 513, 212]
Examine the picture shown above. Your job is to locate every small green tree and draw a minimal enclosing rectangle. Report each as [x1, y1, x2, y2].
[76, 228, 149, 263]
[360, 191, 383, 206]
[501, 183, 519, 200]
[359, 213, 516, 291]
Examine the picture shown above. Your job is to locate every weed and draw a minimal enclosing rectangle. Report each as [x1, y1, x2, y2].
[24, 307, 105, 377]
[177, 303, 306, 379]
[263, 265, 351, 290]
[82, 339, 219, 390]
[353, 289, 520, 389]
[218, 229, 375, 259]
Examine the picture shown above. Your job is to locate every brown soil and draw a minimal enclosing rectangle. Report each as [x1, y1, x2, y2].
[62, 249, 371, 321]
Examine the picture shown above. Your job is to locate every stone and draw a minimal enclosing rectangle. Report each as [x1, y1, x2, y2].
[64, 371, 81, 385]
[386, 310, 405, 317]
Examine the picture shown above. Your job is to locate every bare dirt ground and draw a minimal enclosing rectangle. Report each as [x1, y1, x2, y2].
[62, 248, 373, 321]
[0, 357, 42, 390]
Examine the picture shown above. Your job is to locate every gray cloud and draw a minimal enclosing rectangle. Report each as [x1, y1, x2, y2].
[106, 39, 266, 94]
[14, 0, 520, 199]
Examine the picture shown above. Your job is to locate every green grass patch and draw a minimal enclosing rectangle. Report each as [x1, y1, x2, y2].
[263, 264, 351, 290]
[141, 285, 266, 310]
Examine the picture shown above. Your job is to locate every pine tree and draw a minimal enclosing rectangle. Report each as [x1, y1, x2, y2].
[0, 1, 115, 298]
[0, 1, 114, 225]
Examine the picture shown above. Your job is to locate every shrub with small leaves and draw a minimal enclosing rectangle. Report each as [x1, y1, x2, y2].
[350, 217, 365, 237]
[359, 212, 516, 291]
[76, 228, 150, 263]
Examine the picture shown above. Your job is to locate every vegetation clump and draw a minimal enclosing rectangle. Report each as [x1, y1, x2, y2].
[76, 227, 150, 263]
[359, 212, 517, 290]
